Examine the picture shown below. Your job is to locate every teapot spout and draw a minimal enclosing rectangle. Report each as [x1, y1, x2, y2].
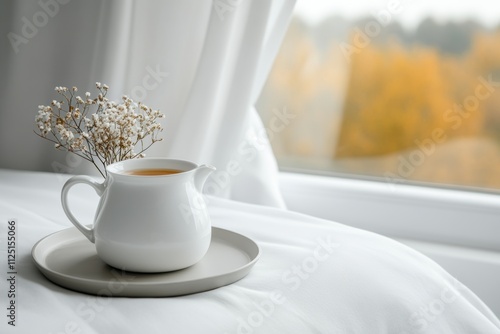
[194, 164, 216, 192]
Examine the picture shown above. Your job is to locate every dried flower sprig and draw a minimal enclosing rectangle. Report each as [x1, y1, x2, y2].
[35, 82, 165, 177]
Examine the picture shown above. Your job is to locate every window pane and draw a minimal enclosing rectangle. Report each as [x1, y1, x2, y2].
[257, 0, 500, 191]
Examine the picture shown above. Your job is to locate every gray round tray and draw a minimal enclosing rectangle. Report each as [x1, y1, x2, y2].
[32, 226, 260, 297]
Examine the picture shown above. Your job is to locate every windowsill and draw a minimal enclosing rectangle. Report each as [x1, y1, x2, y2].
[279, 171, 500, 252]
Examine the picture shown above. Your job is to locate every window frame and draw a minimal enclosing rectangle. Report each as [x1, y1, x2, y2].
[279, 170, 500, 252]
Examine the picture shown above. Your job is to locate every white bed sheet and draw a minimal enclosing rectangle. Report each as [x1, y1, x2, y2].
[0, 169, 499, 334]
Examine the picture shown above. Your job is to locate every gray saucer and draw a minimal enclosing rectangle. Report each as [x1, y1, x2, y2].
[32, 226, 260, 297]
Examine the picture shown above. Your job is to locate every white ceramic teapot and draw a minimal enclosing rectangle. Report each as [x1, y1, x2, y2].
[61, 158, 215, 273]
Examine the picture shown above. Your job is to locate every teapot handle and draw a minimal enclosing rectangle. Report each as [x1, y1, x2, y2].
[61, 175, 106, 243]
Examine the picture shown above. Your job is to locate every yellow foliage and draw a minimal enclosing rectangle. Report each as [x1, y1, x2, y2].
[258, 21, 500, 189]
[335, 43, 486, 158]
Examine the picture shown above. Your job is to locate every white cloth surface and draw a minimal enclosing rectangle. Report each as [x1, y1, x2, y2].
[0, 169, 499, 334]
[0, 0, 294, 208]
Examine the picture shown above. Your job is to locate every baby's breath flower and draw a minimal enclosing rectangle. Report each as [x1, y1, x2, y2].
[35, 82, 165, 177]
[55, 86, 68, 93]
[51, 100, 62, 109]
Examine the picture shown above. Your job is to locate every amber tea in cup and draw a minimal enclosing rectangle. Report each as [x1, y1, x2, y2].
[123, 168, 183, 176]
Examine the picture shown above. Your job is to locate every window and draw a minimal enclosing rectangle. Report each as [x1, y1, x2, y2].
[257, 0, 500, 193]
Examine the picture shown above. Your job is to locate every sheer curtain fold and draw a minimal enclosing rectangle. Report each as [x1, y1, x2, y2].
[166, 0, 295, 207]
[0, 0, 295, 208]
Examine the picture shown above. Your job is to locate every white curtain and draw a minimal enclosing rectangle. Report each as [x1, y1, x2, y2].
[0, 0, 296, 207]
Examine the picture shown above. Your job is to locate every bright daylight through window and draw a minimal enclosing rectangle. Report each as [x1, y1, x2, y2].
[257, 0, 500, 192]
